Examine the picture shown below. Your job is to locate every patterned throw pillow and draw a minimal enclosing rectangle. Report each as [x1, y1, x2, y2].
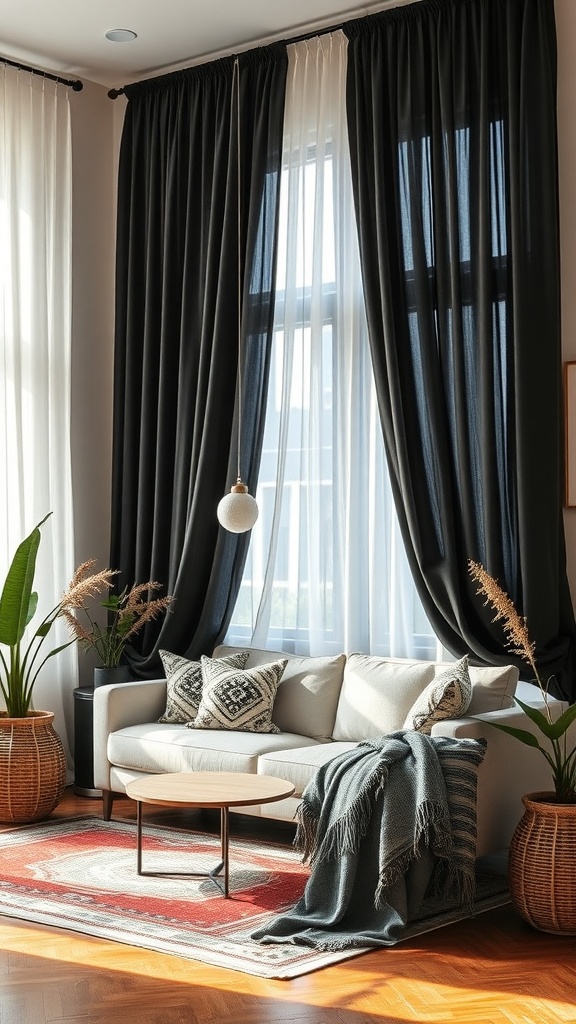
[158, 650, 249, 724]
[402, 656, 472, 734]
[191, 655, 288, 733]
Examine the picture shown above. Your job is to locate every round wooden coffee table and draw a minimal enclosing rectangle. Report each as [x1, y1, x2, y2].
[125, 771, 295, 897]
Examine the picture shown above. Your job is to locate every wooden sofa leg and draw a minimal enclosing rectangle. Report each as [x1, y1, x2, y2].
[102, 790, 114, 821]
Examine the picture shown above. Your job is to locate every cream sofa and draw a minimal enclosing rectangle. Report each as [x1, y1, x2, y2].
[92, 645, 561, 857]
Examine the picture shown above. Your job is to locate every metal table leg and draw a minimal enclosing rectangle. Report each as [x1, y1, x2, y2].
[134, 800, 231, 897]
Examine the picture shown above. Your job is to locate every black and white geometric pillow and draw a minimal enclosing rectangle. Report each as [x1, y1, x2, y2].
[402, 656, 472, 734]
[158, 650, 249, 724]
[191, 655, 288, 733]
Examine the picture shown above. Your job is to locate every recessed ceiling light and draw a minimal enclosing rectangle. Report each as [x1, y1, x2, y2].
[105, 29, 138, 43]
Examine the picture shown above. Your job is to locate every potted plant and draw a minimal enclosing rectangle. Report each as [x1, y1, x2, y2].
[0, 515, 116, 822]
[469, 559, 576, 934]
[63, 572, 173, 686]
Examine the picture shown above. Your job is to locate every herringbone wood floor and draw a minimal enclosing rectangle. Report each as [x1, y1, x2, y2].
[0, 789, 574, 1024]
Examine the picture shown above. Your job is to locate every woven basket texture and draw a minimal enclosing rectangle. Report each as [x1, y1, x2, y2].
[0, 711, 67, 823]
[509, 791, 576, 935]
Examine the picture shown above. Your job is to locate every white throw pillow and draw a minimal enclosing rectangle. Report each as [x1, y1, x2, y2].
[466, 663, 518, 713]
[158, 650, 249, 724]
[272, 654, 346, 739]
[191, 656, 288, 733]
[403, 656, 472, 734]
[332, 655, 436, 741]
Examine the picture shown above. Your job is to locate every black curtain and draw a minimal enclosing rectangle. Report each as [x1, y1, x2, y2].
[344, 0, 576, 700]
[111, 46, 288, 675]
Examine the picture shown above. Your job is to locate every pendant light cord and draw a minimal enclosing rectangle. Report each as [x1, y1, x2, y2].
[233, 56, 242, 484]
[216, 58, 259, 532]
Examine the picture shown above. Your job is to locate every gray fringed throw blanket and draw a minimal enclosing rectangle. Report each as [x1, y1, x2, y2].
[252, 731, 487, 950]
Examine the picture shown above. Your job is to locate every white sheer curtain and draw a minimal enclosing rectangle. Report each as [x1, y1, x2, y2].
[228, 34, 443, 660]
[0, 66, 76, 760]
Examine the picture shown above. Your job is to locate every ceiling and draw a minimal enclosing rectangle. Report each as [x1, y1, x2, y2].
[0, 0, 411, 91]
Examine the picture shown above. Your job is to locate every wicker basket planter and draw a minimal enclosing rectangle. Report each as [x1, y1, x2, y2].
[508, 791, 576, 935]
[0, 711, 67, 823]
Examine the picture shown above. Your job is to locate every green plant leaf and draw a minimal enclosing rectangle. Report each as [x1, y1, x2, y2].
[512, 697, 559, 738]
[545, 700, 576, 739]
[35, 620, 54, 638]
[0, 515, 51, 647]
[515, 695, 576, 741]
[490, 721, 543, 749]
[26, 592, 38, 628]
[37, 640, 74, 664]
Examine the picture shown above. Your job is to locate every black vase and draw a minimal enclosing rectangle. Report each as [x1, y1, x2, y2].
[93, 665, 131, 688]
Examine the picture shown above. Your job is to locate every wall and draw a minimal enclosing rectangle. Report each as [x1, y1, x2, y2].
[557, 0, 576, 609]
[69, 80, 122, 685]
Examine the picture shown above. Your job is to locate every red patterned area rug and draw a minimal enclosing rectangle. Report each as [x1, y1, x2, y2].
[0, 816, 509, 979]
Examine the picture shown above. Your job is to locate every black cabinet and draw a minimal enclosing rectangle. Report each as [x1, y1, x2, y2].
[73, 686, 100, 797]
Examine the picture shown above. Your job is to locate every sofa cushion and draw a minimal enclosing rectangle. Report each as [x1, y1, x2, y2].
[192, 656, 287, 733]
[270, 654, 346, 740]
[403, 656, 472, 734]
[332, 654, 435, 741]
[108, 723, 322, 775]
[465, 663, 518, 714]
[258, 741, 358, 798]
[158, 650, 249, 724]
[213, 646, 346, 740]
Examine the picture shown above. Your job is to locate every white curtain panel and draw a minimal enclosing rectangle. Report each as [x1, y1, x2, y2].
[0, 66, 76, 760]
[228, 34, 443, 660]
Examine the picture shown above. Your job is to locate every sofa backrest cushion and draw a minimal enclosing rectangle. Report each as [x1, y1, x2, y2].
[332, 654, 436, 741]
[213, 645, 519, 741]
[460, 663, 518, 714]
[213, 646, 345, 741]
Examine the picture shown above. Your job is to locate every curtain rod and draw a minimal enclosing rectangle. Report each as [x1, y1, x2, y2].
[107, 0, 419, 99]
[0, 54, 83, 91]
[108, 19, 345, 99]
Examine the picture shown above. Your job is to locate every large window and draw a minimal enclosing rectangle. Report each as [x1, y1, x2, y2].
[227, 34, 442, 660]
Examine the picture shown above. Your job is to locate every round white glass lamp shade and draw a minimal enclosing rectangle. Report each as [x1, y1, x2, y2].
[217, 481, 259, 533]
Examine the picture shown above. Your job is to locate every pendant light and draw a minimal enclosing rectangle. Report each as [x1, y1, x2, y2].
[217, 57, 259, 534]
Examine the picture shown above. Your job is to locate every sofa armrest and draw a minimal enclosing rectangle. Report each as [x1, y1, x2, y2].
[431, 703, 566, 855]
[430, 701, 566, 736]
[93, 678, 167, 792]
